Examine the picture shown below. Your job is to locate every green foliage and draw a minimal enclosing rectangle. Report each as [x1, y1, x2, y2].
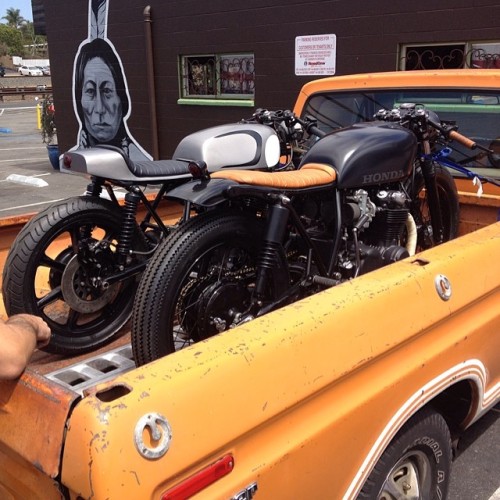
[1, 8, 47, 56]
[0, 24, 24, 56]
[2, 8, 25, 29]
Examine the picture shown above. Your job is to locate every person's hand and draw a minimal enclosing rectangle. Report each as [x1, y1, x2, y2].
[7, 314, 51, 349]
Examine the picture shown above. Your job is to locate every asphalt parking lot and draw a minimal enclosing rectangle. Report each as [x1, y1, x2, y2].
[0, 101, 89, 217]
[0, 101, 499, 500]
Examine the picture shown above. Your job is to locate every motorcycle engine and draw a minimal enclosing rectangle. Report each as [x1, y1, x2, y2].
[341, 189, 411, 276]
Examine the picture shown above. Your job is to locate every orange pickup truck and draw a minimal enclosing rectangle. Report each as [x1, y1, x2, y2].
[0, 70, 499, 499]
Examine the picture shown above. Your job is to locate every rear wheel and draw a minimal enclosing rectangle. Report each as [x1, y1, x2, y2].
[132, 211, 288, 366]
[2, 196, 146, 354]
[358, 408, 452, 500]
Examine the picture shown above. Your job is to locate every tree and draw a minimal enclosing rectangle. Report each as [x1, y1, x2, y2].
[0, 24, 24, 56]
[20, 21, 46, 56]
[2, 8, 26, 29]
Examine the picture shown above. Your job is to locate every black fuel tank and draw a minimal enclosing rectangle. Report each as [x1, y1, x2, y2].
[299, 122, 417, 188]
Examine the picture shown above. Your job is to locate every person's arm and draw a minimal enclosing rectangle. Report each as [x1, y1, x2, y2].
[0, 314, 51, 380]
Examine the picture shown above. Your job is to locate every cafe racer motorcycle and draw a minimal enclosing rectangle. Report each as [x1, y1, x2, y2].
[1, 110, 305, 355]
[131, 103, 483, 365]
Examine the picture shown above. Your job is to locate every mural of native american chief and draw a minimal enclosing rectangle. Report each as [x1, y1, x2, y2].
[71, 0, 152, 160]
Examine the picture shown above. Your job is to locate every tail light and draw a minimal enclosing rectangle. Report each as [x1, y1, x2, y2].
[161, 454, 234, 500]
[63, 154, 72, 168]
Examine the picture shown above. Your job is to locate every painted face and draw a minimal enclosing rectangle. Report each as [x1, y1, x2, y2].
[81, 57, 122, 142]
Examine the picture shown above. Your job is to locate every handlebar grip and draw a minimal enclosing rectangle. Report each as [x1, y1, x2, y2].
[308, 125, 326, 139]
[449, 130, 476, 149]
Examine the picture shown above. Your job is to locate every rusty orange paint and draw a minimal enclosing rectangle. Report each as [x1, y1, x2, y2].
[59, 222, 500, 499]
[0, 370, 79, 478]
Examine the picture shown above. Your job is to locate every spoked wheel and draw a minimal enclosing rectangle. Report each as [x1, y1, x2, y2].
[132, 211, 289, 366]
[2, 196, 147, 355]
[358, 408, 452, 500]
[410, 164, 459, 250]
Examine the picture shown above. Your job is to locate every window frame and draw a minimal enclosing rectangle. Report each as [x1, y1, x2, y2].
[178, 52, 255, 107]
[398, 41, 500, 70]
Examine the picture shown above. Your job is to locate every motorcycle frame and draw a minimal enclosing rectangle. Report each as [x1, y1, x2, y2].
[82, 175, 182, 287]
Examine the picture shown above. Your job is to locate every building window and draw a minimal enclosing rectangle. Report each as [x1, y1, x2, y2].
[399, 42, 500, 70]
[180, 53, 255, 103]
[470, 42, 500, 69]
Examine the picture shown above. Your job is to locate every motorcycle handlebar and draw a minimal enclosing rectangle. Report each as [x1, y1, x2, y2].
[448, 130, 477, 150]
[427, 117, 484, 151]
[248, 109, 326, 141]
[294, 115, 326, 139]
[306, 124, 326, 139]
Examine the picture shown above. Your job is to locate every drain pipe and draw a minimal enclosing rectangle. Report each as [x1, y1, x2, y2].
[143, 5, 159, 160]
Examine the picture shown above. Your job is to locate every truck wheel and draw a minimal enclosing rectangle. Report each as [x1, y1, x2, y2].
[2, 196, 146, 355]
[358, 408, 452, 500]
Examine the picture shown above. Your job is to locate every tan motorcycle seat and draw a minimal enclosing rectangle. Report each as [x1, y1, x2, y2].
[211, 163, 336, 188]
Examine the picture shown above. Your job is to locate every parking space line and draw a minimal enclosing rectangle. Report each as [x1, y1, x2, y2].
[0, 147, 46, 151]
[0, 157, 48, 164]
[0, 199, 66, 213]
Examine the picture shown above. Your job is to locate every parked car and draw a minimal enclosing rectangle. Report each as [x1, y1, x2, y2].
[35, 66, 51, 76]
[18, 65, 43, 76]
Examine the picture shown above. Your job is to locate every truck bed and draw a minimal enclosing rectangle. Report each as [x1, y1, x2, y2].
[0, 179, 497, 380]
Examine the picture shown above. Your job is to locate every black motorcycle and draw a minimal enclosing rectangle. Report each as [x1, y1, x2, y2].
[1, 110, 308, 355]
[131, 103, 484, 365]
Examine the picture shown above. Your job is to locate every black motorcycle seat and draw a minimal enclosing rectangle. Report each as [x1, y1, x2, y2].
[211, 163, 337, 188]
[130, 159, 191, 177]
[94, 144, 191, 178]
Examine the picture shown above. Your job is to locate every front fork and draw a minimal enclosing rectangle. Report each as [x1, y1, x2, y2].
[421, 142, 444, 244]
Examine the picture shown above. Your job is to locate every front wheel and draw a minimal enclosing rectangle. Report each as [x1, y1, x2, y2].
[2, 196, 147, 355]
[411, 165, 459, 250]
[132, 211, 288, 366]
[358, 408, 452, 500]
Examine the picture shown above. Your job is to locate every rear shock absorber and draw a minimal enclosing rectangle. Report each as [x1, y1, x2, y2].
[117, 189, 141, 263]
[85, 176, 103, 197]
[254, 199, 290, 298]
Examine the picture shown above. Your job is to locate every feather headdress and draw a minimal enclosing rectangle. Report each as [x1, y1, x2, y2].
[89, 0, 108, 39]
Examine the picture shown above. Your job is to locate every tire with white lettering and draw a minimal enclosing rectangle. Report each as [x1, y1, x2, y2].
[358, 408, 452, 500]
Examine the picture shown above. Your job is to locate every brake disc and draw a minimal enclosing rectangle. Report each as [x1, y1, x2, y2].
[61, 254, 119, 313]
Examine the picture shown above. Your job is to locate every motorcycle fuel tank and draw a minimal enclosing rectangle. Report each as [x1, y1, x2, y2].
[300, 122, 417, 188]
[173, 123, 281, 172]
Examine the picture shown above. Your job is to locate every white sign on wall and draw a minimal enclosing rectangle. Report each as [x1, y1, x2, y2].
[295, 34, 336, 76]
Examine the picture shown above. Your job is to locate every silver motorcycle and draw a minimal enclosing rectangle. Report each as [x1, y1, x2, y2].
[2, 110, 310, 354]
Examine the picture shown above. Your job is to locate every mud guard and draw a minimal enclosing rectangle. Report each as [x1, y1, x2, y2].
[166, 178, 239, 207]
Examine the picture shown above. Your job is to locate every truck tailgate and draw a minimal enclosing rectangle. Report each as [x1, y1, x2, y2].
[0, 370, 78, 498]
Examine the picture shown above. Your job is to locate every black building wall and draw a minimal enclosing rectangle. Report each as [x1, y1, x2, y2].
[42, 0, 500, 157]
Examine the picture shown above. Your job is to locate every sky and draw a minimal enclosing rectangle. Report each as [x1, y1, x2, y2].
[0, 0, 33, 22]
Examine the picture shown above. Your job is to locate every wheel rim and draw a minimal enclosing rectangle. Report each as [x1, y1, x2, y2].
[30, 215, 138, 342]
[171, 242, 257, 351]
[378, 450, 432, 500]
